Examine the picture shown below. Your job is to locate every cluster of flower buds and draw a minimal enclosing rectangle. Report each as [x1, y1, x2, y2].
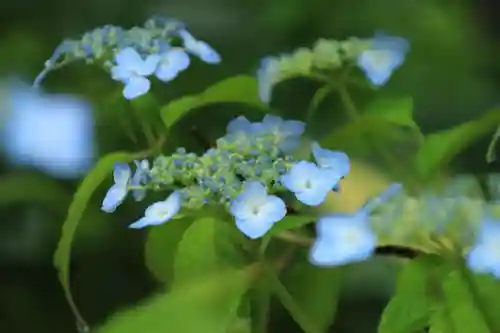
[33, 16, 221, 99]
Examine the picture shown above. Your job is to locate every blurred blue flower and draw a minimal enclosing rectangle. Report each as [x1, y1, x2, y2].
[230, 181, 286, 239]
[311, 141, 350, 190]
[466, 218, 500, 278]
[101, 163, 132, 213]
[131, 159, 150, 201]
[357, 32, 409, 86]
[309, 209, 377, 266]
[111, 47, 160, 99]
[129, 191, 182, 229]
[178, 29, 221, 64]
[281, 161, 331, 206]
[261, 115, 305, 152]
[2, 83, 94, 179]
[155, 48, 190, 82]
[256, 57, 280, 103]
[227, 116, 263, 134]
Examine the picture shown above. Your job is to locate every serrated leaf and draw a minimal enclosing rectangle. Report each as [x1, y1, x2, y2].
[284, 257, 342, 332]
[145, 217, 194, 284]
[53, 151, 140, 330]
[97, 265, 260, 333]
[160, 75, 268, 130]
[415, 106, 500, 181]
[378, 255, 448, 333]
[172, 217, 248, 287]
[268, 215, 316, 235]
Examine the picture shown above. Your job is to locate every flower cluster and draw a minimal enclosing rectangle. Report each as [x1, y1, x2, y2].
[256, 31, 409, 103]
[101, 114, 350, 239]
[34, 16, 221, 99]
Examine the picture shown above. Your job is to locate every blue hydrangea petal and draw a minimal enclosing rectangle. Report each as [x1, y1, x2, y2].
[111, 65, 132, 82]
[229, 182, 267, 220]
[262, 115, 283, 129]
[295, 188, 329, 207]
[235, 217, 275, 239]
[227, 116, 253, 134]
[136, 54, 161, 76]
[311, 141, 350, 175]
[101, 184, 128, 213]
[258, 195, 287, 223]
[466, 219, 500, 278]
[278, 136, 301, 154]
[281, 161, 331, 205]
[128, 216, 158, 229]
[155, 49, 190, 82]
[257, 57, 280, 103]
[193, 41, 221, 64]
[113, 163, 131, 186]
[282, 120, 306, 136]
[115, 47, 143, 70]
[123, 76, 151, 100]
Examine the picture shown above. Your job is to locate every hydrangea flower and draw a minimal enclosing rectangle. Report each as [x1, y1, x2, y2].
[357, 32, 409, 86]
[111, 47, 160, 99]
[155, 47, 190, 82]
[2, 82, 94, 179]
[230, 181, 287, 239]
[311, 141, 350, 190]
[131, 159, 150, 201]
[102, 163, 132, 213]
[309, 209, 377, 266]
[466, 218, 500, 278]
[281, 161, 331, 206]
[256, 57, 280, 104]
[128, 191, 182, 229]
[261, 115, 305, 153]
[226, 116, 264, 135]
[178, 29, 221, 64]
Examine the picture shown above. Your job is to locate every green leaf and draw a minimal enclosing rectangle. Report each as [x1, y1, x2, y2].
[284, 256, 343, 332]
[378, 255, 447, 333]
[268, 215, 316, 235]
[415, 106, 500, 180]
[172, 217, 249, 287]
[98, 265, 260, 333]
[160, 75, 268, 130]
[53, 151, 139, 330]
[145, 216, 194, 284]
[363, 96, 420, 131]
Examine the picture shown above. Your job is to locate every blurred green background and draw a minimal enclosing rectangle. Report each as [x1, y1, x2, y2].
[1, 0, 500, 332]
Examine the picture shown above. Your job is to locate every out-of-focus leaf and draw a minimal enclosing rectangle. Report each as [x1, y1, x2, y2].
[160, 76, 268, 130]
[97, 265, 261, 333]
[268, 215, 316, 235]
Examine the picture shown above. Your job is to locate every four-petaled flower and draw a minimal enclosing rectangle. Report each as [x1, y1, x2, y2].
[2, 82, 94, 179]
[256, 57, 280, 104]
[281, 161, 331, 206]
[311, 141, 350, 190]
[178, 29, 221, 64]
[101, 163, 131, 213]
[357, 32, 409, 86]
[155, 47, 191, 82]
[129, 191, 182, 229]
[131, 159, 150, 202]
[309, 209, 377, 267]
[466, 218, 500, 279]
[111, 47, 160, 100]
[261, 115, 305, 153]
[230, 181, 287, 239]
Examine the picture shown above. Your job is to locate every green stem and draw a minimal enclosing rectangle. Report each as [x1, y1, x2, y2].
[337, 85, 359, 121]
[266, 265, 322, 333]
[305, 84, 335, 123]
[486, 124, 500, 163]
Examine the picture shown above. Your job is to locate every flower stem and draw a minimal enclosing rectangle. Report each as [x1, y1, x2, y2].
[305, 84, 335, 123]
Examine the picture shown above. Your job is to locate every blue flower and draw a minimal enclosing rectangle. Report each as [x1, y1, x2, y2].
[178, 29, 221, 64]
[256, 57, 280, 103]
[466, 218, 500, 278]
[309, 209, 377, 266]
[357, 32, 409, 86]
[311, 141, 350, 190]
[111, 47, 160, 100]
[128, 191, 182, 229]
[230, 181, 287, 239]
[155, 47, 190, 82]
[261, 115, 305, 152]
[101, 163, 132, 213]
[131, 159, 150, 201]
[2, 82, 94, 179]
[281, 161, 331, 206]
[226, 116, 263, 135]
